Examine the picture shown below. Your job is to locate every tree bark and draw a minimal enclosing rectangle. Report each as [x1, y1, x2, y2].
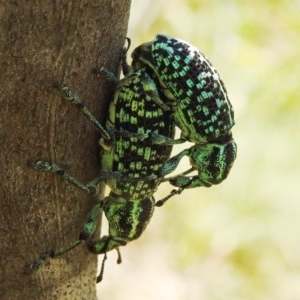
[0, 1, 131, 299]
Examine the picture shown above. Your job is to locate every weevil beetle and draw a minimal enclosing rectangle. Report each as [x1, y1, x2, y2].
[130, 34, 237, 190]
[30, 54, 176, 282]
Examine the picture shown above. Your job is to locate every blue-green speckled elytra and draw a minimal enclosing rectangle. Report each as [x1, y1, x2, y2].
[130, 34, 237, 196]
[30, 43, 176, 282]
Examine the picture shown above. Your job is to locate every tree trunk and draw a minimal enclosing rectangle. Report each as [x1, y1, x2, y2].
[0, 1, 131, 299]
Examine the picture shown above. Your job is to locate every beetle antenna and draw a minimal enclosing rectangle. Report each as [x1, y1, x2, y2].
[96, 253, 107, 283]
[155, 188, 184, 207]
[96, 248, 122, 283]
[116, 247, 122, 264]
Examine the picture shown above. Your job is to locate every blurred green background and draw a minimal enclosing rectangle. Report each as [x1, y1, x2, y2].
[99, 1, 300, 299]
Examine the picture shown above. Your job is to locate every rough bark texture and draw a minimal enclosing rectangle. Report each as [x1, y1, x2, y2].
[0, 1, 131, 299]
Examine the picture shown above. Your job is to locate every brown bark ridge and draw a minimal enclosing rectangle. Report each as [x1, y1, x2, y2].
[0, 1, 131, 299]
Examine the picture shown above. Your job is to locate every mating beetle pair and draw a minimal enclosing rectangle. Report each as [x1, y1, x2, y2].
[30, 34, 237, 282]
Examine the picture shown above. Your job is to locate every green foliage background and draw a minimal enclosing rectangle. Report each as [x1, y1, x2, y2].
[100, 1, 300, 299]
